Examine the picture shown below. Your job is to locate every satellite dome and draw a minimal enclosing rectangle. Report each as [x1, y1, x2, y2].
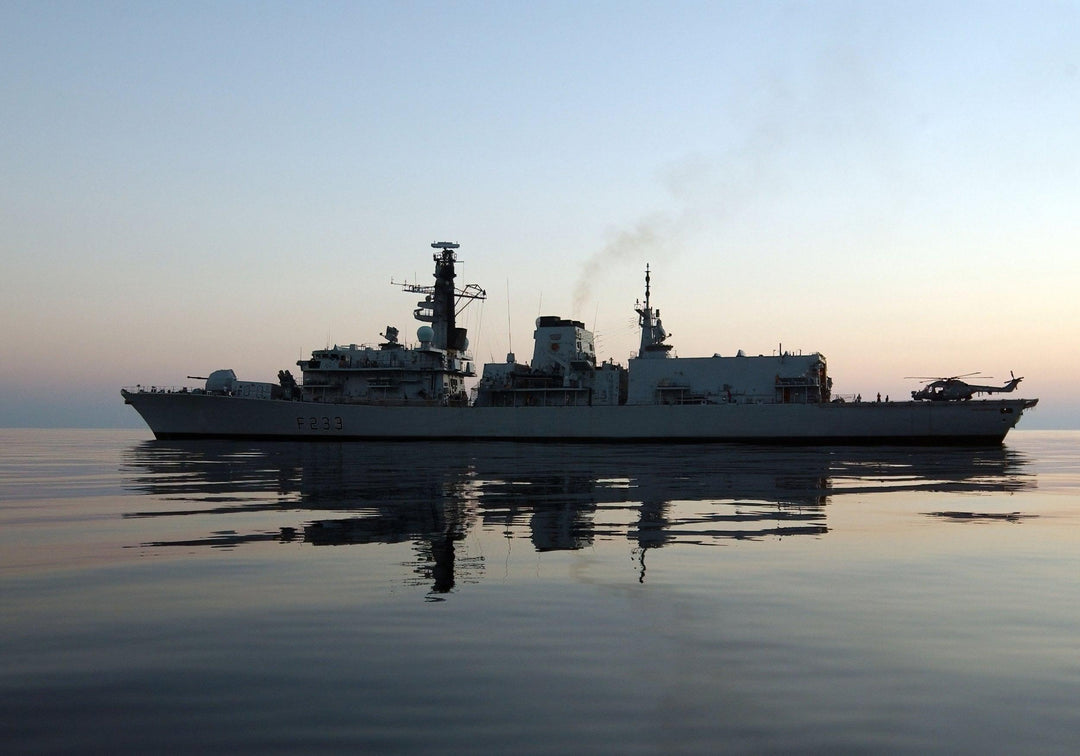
[417, 325, 434, 343]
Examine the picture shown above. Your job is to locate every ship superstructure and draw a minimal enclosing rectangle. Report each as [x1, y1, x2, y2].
[294, 242, 484, 407]
[122, 241, 1037, 444]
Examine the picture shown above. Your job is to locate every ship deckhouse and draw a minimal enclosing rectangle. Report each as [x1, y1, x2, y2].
[297, 242, 485, 406]
[474, 315, 623, 407]
[624, 266, 830, 405]
[626, 350, 830, 405]
[475, 264, 831, 409]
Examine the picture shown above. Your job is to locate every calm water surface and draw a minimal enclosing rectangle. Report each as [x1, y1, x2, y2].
[2, 429, 1079, 753]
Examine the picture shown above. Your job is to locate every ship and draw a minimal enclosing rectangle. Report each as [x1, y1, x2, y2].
[122, 241, 1037, 444]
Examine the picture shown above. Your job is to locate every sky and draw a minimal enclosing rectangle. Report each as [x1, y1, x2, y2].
[2, 0, 1078, 429]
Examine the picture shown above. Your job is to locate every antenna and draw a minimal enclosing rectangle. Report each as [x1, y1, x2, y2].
[506, 278, 513, 357]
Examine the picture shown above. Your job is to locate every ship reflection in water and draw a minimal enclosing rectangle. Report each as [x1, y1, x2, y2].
[122, 441, 1033, 592]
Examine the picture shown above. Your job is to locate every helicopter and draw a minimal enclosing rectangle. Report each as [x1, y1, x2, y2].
[908, 372, 1023, 402]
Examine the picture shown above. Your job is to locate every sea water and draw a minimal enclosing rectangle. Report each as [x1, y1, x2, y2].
[2, 429, 1078, 754]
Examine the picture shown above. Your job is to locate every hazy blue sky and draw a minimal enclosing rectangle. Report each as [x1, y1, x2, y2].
[3, 1, 1078, 428]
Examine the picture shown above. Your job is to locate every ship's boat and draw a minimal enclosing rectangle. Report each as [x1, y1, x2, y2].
[122, 242, 1037, 444]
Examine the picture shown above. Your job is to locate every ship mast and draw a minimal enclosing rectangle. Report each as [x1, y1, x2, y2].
[395, 242, 486, 352]
[635, 264, 673, 359]
[430, 242, 457, 350]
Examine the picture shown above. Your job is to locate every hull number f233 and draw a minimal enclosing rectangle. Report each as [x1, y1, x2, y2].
[297, 416, 344, 431]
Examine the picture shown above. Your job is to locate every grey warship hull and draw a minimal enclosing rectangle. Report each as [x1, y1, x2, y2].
[122, 390, 1036, 445]
[123, 242, 1038, 445]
